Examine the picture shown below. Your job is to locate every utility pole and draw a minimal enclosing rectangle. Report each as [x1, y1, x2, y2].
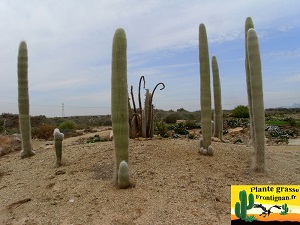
[62, 103, 65, 117]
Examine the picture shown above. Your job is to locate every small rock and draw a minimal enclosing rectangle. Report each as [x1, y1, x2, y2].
[55, 170, 66, 175]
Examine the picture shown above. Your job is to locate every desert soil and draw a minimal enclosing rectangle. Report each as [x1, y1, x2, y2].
[0, 130, 300, 225]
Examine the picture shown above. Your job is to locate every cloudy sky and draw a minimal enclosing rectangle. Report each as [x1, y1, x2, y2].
[1, 0, 300, 117]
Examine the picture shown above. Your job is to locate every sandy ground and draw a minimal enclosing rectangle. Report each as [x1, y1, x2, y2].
[0, 132, 299, 225]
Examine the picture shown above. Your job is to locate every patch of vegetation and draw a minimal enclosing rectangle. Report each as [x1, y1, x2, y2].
[32, 124, 56, 140]
[232, 105, 249, 118]
[172, 123, 189, 135]
[85, 134, 110, 143]
[59, 120, 76, 131]
[265, 120, 289, 126]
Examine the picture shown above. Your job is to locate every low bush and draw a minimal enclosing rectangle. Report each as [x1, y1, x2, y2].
[32, 124, 56, 140]
[59, 120, 76, 131]
[232, 105, 249, 118]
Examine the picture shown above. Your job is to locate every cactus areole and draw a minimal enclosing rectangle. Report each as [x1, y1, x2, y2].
[18, 41, 35, 158]
[111, 28, 130, 188]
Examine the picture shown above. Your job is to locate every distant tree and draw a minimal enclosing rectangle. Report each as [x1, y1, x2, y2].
[165, 112, 182, 123]
[232, 105, 249, 118]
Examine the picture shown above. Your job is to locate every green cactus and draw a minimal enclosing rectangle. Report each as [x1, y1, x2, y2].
[211, 55, 223, 140]
[199, 23, 213, 156]
[247, 28, 266, 173]
[245, 17, 255, 147]
[53, 128, 64, 167]
[118, 160, 130, 189]
[281, 203, 289, 215]
[111, 28, 130, 188]
[17, 41, 35, 159]
[235, 190, 254, 220]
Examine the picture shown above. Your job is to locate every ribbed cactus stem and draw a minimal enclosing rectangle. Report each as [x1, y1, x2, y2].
[53, 128, 64, 167]
[18, 41, 35, 159]
[199, 23, 213, 156]
[247, 28, 266, 173]
[111, 28, 130, 188]
[212, 55, 223, 140]
[245, 17, 255, 146]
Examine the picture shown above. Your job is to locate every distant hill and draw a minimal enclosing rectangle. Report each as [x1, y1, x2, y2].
[278, 103, 300, 108]
[291, 103, 300, 108]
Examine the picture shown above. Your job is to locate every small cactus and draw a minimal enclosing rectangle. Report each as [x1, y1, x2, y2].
[281, 203, 289, 215]
[53, 128, 64, 167]
[111, 28, 130, 188]
[199, 23, 214, 155]
[118, 160, 130, 189]
[17, 41, 35, 159]
[235, 190, 254, 220]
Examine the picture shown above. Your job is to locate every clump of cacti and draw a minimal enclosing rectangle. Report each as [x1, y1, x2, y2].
[245, 17, 255, 146]
[17, 41, 35, 159]
[199, 23, 213, 156]
[128, 76, 165, 139]
[247, 27, 266, 173]
[53, 128, 64, 167]
[111, 28, 130, 188]
[211, 55, 223, 140]
[235, 190, 254, 221]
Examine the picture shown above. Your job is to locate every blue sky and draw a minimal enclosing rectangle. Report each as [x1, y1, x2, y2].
[0, 0, 300, 117]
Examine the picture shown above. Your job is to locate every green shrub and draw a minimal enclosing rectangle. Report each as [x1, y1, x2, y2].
[165, 113, 182, 124]
[154, 120, 168, 136]
[59, 120, 76, 131]
[185, 120, 201, 129]
[232, 105, 249, 118]
[173, 123, 189, 135]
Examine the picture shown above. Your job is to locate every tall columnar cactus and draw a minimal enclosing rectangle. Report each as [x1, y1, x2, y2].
[17, 41, 35, 159]
[111, 28, 130, 188]
[247, 28, 266, 173]
[199, 23, 213, 156]
[245, 17, 255, 146]
[235, 190, 254, 220]
[211, 55, 223, 140]
[53, 128, 64, 167]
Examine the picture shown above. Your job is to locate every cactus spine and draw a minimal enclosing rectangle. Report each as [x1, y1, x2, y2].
[111, 28, 130, 188]
[212, 55, 223, 140]
[245, 17, 255, 146]
[199, 23, 213, 156]
[235, 190, 254, 220]
[17, 41, 35, 159]
[53, 128, 64, 167]
[247, 28, 266, 173]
